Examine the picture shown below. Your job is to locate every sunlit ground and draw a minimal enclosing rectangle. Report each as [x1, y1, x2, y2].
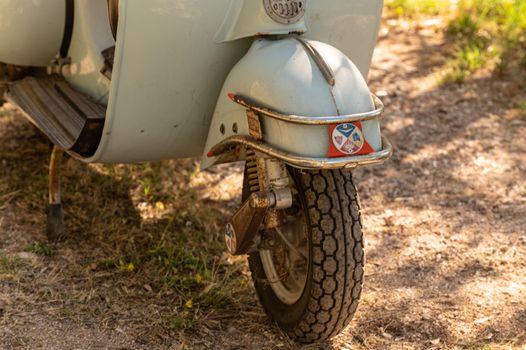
[1, 13, 525, 350]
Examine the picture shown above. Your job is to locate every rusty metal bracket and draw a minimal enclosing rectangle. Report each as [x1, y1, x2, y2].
[226, 192, 273, 255]
[47, 146, 65, 242]
[246, 109, 264, 141]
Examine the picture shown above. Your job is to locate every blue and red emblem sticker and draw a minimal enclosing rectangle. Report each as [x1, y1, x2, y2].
[328, 122, 374, 158]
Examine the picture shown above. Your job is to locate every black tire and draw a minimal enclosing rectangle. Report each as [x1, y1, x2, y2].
[247, 168, 364, 343]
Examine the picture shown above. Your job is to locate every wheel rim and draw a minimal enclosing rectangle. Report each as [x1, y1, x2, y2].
[260, 209, 309, 305]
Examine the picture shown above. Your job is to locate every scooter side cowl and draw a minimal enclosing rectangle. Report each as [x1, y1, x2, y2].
[0, 0, 65, 67]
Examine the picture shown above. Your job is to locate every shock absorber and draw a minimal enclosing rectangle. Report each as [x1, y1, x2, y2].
[225, 153, 294, 255]
[263, 158, 293, 229]
[246, 148, 260, 193]
[248, 149, 292, 212]
[224, 109, 293, 255]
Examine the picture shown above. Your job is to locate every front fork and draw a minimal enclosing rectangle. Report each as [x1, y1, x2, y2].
[224, 104, 295, 255]
[225, 152, 293, 255]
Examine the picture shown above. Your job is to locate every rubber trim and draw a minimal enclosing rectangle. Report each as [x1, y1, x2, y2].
[60, 0, 75, 58]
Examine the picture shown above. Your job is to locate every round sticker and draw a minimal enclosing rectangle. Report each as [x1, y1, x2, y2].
[331, 123, 365, 155]
[263, 0, 306, 25]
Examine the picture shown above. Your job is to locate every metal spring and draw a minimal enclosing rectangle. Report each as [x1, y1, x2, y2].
[246, 148, 260, 193]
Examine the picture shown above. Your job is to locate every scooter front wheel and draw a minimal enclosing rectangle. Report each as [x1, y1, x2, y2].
[248, 169, 364, 343]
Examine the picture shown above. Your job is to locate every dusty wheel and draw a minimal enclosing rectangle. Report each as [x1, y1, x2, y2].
[247, 168, 364, 343]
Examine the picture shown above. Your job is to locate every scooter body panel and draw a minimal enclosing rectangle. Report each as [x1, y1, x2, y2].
[82, 0, 383, 164]
[0, 0, 383, 164]
[304, 0, 384, 81]
[0, 0, 65, 67]
[63, 0, 114, 104]
[87, 0, 253, 163]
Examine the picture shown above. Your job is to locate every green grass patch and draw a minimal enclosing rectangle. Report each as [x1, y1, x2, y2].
[513, 99, 526, 120]
[137, 244, 206, 275]
[0, 110, 10, 119]
[0, 253, 20, 274]
[137, 162, 169, 203]
[127, 242, 244, 313]
[169, 314, 196, 331]
[96, 259, 117, 270]
[440, 44, 489, 83]
[516, 99, 526, 111]
[443, 0, 526, 83]
[388, 0, 526, 83]
[386, 0, 452, 17]
[194, 286, 231, 309]
[25, 242, 55, 257]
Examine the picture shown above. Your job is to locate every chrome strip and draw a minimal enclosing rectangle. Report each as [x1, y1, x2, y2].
[295, 38, 335, 86]
[210, 135, 393, 170]
[228, 93, 384, 125]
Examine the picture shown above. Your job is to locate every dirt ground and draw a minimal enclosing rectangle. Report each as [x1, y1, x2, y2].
[1, 18, 525, 350]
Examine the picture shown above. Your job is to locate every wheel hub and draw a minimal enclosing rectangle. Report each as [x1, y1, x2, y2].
[260, 214, 309, 305]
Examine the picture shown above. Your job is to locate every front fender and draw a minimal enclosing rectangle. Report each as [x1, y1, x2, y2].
[201, 37, 386, 169]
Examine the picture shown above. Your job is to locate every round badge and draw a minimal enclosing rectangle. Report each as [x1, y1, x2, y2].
[331, 124, 365, 155]
[263, 0, 307, 25]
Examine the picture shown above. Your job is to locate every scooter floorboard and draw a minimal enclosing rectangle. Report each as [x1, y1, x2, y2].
[6, 75, 106, 155]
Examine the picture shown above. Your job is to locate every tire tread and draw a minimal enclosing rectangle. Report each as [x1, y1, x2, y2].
[291, 169, 364, 343]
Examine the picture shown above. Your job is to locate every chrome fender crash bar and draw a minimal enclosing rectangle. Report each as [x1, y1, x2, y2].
[227, 93, 384, 125]
[209, 93, 393, 170]
[209, 135, 393, 170]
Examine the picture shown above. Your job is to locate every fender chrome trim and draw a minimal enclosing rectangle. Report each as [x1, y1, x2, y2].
[209, 135, 393, 170]
[228, 93, 384, 125]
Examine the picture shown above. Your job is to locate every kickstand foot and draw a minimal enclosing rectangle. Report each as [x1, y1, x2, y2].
[47, 146, 65, 242]
[47, 203, 64, 242]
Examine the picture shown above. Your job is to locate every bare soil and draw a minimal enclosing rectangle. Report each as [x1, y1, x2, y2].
[0, 18, 525, 350]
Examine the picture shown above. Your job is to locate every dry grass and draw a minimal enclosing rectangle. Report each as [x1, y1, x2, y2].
[0, 102, 285, 348]
[1, 16, 526, 350]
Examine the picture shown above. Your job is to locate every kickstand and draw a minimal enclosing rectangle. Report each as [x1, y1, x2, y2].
[47, 146, 65, 242]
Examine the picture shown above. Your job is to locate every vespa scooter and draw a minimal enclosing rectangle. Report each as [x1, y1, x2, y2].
[0, 0, 392, 343]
